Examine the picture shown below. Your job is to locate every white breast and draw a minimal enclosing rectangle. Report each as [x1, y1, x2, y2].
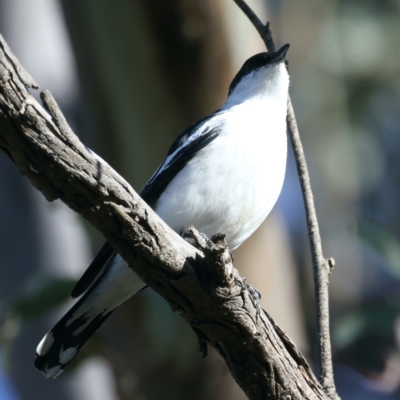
[155, 95, 287, 250]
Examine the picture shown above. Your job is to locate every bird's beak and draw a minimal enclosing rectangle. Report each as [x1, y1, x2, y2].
[271, 44, 290, 64]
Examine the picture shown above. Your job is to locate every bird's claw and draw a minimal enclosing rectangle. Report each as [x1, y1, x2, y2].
[245, 281, 261, 305]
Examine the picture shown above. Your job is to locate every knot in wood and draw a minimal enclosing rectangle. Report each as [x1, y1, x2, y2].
[204, 233, 234, 289]
[188, 226, 235, 291]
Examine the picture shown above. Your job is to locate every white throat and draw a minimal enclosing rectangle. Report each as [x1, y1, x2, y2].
[223, 63, 289, 110]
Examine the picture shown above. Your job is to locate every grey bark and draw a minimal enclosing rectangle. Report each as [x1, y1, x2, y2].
[0, 33, 329, 400]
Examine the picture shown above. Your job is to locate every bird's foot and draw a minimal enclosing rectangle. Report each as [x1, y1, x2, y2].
[245, 280, 261, 305]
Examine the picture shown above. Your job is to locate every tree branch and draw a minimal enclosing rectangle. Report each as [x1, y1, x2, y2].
[232, 1, 339, 399]
[0, 29, 328, 400]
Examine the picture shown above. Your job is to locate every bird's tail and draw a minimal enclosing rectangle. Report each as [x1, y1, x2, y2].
[34, 257, 146, 378]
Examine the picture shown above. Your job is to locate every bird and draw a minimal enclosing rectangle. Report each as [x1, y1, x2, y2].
[34, 43, 290, 378]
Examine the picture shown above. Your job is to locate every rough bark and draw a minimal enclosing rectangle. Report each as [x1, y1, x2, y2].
[0, 35, 328, 400]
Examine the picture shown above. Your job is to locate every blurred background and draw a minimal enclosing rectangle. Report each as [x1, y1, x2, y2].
[0, 0, 399, 399]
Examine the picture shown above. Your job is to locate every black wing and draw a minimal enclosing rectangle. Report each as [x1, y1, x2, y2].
[140, 111, 223, 208]
[71, 111, 223, 298]
[71, 241, 115, 298]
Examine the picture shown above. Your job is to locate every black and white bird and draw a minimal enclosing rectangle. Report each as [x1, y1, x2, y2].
[35, 44, 290, 378]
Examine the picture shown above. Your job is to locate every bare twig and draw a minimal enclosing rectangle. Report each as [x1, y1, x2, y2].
[233, 1, 339, 399]
[232, 0, 275, 51]
[286, 101, 338, 400]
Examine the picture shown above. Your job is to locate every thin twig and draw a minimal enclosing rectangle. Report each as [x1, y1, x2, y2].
[232, 0, 275, 50]
[286, 101, 338, 400]
[233, 1, 339, 399]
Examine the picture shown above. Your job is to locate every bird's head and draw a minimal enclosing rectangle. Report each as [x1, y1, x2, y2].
[226, 44, 290, 106]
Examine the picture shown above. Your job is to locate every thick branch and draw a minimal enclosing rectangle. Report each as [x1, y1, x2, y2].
[0, 34, 328, 400]
[232, 1, 339, 399]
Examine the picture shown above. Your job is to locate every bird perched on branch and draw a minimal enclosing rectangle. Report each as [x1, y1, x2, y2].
[35, 44, 290, 378]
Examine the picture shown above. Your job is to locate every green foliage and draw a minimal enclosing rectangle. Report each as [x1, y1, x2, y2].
[0, 274, 76, 369]
[10, 275, 77, 320]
